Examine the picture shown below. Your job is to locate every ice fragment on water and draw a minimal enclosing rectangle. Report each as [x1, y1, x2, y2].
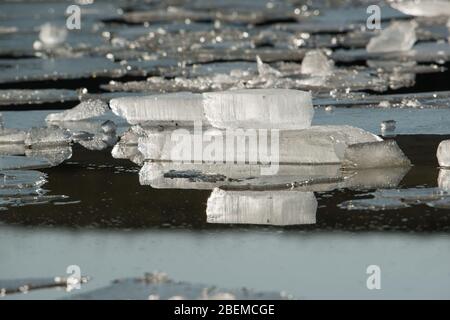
[256, 56, 282, 77]
[300, 50, 334, 76]
[206, 188, 317, 226]
[342, 140, 411, 169]
[25, 127, 71, 147]
[46, 100, 109, 122]
[203, 89, 314, 129]
[110, 93, 205, 125]
[437, 140, 450, 167]
[366, 20, 417, 53]
[390, 0, 450, 17]
[38, 23, 67, 47]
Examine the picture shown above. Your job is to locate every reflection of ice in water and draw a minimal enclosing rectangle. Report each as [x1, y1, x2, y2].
[207, 188, 317, 226]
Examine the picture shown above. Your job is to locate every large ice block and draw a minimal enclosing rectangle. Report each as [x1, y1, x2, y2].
[437, 140, 450, 167]
[202, 89, 314, 129]
[366, 20, 417, 53]
[46, 100, 109, 122]
[109, 93, 205, 125]
[300, 50, 334, 76]
[206, 188, 317, 226]
[138, 125, 381, 165]
[342, 140, 411, 169]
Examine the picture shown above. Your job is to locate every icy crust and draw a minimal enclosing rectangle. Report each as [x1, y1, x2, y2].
[203, 89, 314, 129]
[206, 188, 317, 226]
[137, 125, 383, 165]
[437, 140, 450, 167]
[46, 100, 109, 122]
[110, 92, 205, 125]
[367, 20, 418, 53]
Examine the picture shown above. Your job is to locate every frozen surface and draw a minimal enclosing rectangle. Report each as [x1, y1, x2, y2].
[0, 58, 124, 84]
[0, 89, 79, 106]
[110, 93, 205, 125]
[437, 140, 450, 167]
[46, 100, 108, 122]
[0, 155, 51, 170]
[367, 20, 417, 53]
[207, 189, 317, 226]
[203, 89, 314, 129]
[70, 272, 287, 300]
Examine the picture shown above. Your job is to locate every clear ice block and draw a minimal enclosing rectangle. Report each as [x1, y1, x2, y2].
[203, 89, 314, 129]
[300, 50, 334, 76]
[109, 92, 205, 125]
[45, 100, 109, 122]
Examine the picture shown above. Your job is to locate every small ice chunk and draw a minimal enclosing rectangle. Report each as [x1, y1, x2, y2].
[381, 120, 396, 131]
[342, 140, 411, 169]
[203, 89, 314, 129]
[110, 93, 205, 125]
[25, 127, 71, 147]
[256, 56, 282, 77]
[438, 169, 450, 190]
[38, 23, 67, 47]
[390, 0, 450, 17]
[366, 20, 417, 53]
[45, 100, 109, 122]
[206, 188, 317, 226]
[300, 50, 334, 76]
[437, 140, 450, 167]
[25, 145, 72, 166]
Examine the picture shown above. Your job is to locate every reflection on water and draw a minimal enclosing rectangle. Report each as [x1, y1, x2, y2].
[207, 189, 317, 226]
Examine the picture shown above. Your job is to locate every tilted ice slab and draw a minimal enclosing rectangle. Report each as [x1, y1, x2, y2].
[390, 0, 450, 17]
[46, 100, 109, 122]
[206, 189, 317, 226]
[25, 145, 72, 166]
[437, 140, 450, 167]
[366, 20, 417, 53]
[137, 125, 382, 165]
[110, 93, 206, 125]
[203, 89, 313, 129]
[24, 127, 71, 147]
